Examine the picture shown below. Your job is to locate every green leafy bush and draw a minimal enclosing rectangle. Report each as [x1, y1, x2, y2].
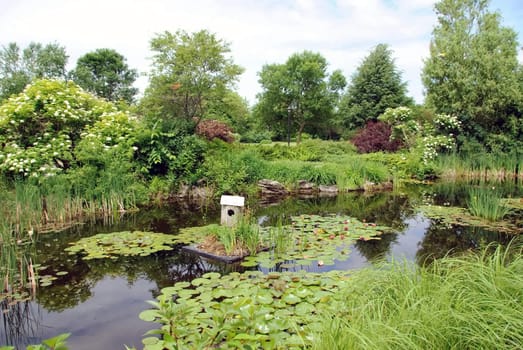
[0, 79, 116, 179]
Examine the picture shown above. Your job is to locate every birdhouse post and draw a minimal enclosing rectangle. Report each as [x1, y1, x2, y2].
[220, 195, 245, 227]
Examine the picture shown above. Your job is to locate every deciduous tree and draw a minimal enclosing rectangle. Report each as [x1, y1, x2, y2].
[255, 51, 344, 143]
[421, 0, 522, 142]
[71, 48, 138, 104]
[141, 30, 244, 128]
[0, 42, 68, 101]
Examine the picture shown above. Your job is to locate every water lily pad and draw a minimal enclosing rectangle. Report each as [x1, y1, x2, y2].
[65, 231, 178, 260]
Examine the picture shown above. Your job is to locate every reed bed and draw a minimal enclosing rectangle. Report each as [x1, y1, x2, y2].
[437, 152, 523, 181]
[313, 243, 523, 349]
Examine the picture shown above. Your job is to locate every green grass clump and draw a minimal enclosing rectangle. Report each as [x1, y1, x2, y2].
[313, 244, 523, 349]
[467, 187, 511, 221]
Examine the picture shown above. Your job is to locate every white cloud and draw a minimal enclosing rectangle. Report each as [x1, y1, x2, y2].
[0, 0, 521, 105]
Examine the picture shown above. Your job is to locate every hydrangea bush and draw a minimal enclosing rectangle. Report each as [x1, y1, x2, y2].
[378, 106, 461, 167]
[0, 79, 137, 179]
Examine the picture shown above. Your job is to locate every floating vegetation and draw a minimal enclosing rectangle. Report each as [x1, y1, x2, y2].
[65, 231, 178, 260]
[418, 205, 522, 234]
[139, 270, 351, 349]
[179, 214, 393, 269]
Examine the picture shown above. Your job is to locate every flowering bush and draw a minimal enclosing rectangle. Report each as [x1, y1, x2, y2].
[0, 79, 136, 178]
[420, 135, 456, 164]
[378, 106, 420, 148]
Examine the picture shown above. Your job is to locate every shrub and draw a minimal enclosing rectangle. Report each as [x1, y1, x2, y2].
[351, 121, 403, 153]
[196, 119, 234, 143]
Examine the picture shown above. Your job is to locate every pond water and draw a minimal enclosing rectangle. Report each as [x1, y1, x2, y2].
[1, 182, 521, 349]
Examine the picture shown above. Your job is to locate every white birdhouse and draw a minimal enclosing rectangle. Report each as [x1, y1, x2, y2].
[220, 195, 245, 227]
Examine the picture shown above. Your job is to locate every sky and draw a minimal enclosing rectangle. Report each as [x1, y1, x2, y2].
[1, 0, 522, 105]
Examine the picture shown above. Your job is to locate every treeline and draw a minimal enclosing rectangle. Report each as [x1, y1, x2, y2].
[0, 0, 522, 195]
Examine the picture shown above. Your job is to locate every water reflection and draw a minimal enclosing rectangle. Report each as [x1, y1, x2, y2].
[1, 181, 521, 349]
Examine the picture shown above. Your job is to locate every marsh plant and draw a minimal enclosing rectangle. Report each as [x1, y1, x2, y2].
[312, 244, 523, 350]
[467, 187, 511, 221]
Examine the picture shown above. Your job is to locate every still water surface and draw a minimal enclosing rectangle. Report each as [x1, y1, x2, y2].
[1, 182, 520, 349]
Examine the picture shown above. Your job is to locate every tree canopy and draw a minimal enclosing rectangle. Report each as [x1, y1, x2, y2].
[255, 51, 345, 142]
[339, 43, 412, 130]
[140, 29, 244, 128]
[0, 42, 68, 102]
[70, 48, 138, 104]
[421, 0, 522, 144]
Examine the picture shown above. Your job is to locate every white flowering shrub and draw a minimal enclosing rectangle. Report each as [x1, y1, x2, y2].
[0, 79, 136, 178]
[378, 106, 421, 148]
[433, 113, 461, 133]
[421, 135, 456, 164]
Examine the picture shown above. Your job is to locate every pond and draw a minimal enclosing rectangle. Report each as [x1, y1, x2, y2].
[1, 181, 521, 349]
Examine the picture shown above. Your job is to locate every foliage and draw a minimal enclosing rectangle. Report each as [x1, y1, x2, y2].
[0, 333, 71, 350]
[339, 43, 412, 130]
[179, 214, 391, 270]
[467, 187, 512, 221]
[255, 51, 344, 142]
[313, 244, 523, 349]
[138, 270, 352, 349]
[141, 29, 244, 125]
[200, 141, 266, 195]
[351, 121, 403, 153]
[0, 42, 68, 102]
[195, 119, 234, 142]
[70, 48, 138, 104]
[0, 79, 121, 178]
[205, 90, 251, 134]
[378, 106, 420, 148]
[422, 0, 522, 141]
[65, 231, 178, 259]
[418, 204, 520, 234]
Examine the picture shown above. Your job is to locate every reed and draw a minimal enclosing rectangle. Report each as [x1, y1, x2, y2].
[437, 152, 522, 181]
[467, 187, 511, 221]
[312, 243, 523, 349]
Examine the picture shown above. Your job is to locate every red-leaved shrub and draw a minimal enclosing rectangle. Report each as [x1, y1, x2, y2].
[196, 120, 235, 143]
[351, 121, 403, 153]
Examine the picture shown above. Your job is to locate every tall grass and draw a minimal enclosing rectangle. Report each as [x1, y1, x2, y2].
[467, 187, 511, 221]
[436, 152, 522, 181]
[313, 243, 523, 349]
[0, 167, 145, 240]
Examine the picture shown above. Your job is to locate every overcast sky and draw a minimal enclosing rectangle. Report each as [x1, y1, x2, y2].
[1, 0, 522, 105]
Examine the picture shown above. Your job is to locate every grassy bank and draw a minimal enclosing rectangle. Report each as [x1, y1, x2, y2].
[313, 243, 523, 349]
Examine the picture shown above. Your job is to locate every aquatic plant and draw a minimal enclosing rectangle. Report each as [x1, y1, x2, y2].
[418, 204, 521, 234]
[64, 231, 178, 259]
[467, 187, 511, 221]
[138, 270, 352, 349]
[180, 214, 392, 269]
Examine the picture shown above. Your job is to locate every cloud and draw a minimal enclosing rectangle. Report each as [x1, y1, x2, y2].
[0, 0, 521, 105]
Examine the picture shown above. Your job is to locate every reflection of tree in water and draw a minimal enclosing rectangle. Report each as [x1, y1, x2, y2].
[256, 191, 417, 232]
[0, 300, 41, 349]
[355, 232, 399, 262]
[416, 220, 513, 265]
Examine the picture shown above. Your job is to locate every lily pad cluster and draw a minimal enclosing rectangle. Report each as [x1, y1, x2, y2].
[139, 270, 351, 349]
[417, 205, 522, 234]
[179, 215, 393, 269]
[65, 231, 178, 260]
[245, 214, 392, 269]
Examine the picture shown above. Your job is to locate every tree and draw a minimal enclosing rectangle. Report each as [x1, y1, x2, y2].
[140, 30, 244, 127]
[0, 42, 68, 101]
[70, 48, 138, 104]
[340, 43, 412, 130]
[255, 51, 344, 143]
[421, 0, 522, 142]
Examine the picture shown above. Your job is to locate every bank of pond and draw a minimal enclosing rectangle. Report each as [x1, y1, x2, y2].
[1, 181, 522, 349]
